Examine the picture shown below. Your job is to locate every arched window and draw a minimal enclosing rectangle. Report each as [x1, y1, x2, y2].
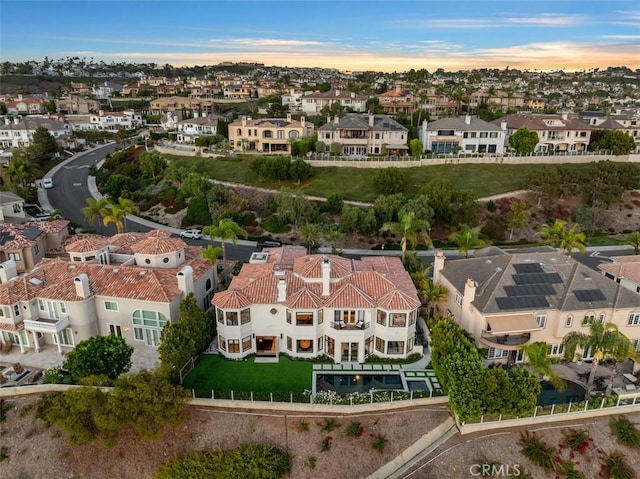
[289, 130, 299, 139]
[236, 128, 242, 135]
[131, 310, 168, 347]
[565, 315, 573, 327]
[206, 278, 212, 291]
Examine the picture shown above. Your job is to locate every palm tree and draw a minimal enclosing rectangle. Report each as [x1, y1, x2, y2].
[6, 153, 40, 189]
[541, 219, 566, 246]
[627, 230, 640, 255]
[521, 342, 565, 391]
[448, 225, 485, 258]
[202, 218, 248, 262]
[558, 223, 587, 257]
[103, 205, 125, 234]
[380, 211, 431, 263]
[111, 197, 139, 233]
[563, 318, 636, 399]
[300, 222, 323, 253]
[82, 197, 110, 234]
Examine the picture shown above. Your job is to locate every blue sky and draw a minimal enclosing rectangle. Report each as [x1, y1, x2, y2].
[1, 1, 639, 71]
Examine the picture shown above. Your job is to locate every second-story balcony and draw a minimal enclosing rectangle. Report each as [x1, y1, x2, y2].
[23, 315, 70, 335]
[480, 330, 531, 351]
[330, 321, 370, 331]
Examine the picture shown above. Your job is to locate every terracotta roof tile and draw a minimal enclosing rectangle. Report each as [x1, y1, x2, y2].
[65, 237, 110, 253]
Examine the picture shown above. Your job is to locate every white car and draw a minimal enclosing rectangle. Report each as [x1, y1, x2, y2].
[180, 229, 202, 240]
[42, 178, 54, 189]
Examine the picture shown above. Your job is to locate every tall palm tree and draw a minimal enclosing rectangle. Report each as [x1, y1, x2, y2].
[82, 197, 110, 234]
[111, 197, 139, 233]
[448, 225, 485, 258]
[521, 342, 565, 391]
[300, 222, 323, 253]
[103, 205, 125, 234]
[563, 318, 636, 399]
[540, 219, 566, 246]
[627, 230, 640, 255]
[202, 218, 248, 262]
[558, 223, 587, 257]
[6, 153, 40, 189]
[202, 245, 223, 271]
[380, 211, 431, 263]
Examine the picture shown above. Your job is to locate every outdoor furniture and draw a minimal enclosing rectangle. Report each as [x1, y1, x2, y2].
[13, 363, 24, 374]
[356, 320, 364, 329]
[0, 342, 11, 354]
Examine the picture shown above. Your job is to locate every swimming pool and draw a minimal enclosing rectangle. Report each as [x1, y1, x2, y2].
[537, 380, 586, 406]
[315, 373, 404, 394]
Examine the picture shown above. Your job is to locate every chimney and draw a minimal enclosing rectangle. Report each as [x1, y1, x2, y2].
[500, 120, 507, 131]
[465, 115, 471, 125]
[0, 260, 18, 283]
[241, 116, 247, 127]
[98, 110, 104, 116]
[461, 278, 477, 334]
[73, 274, 91, 299]
[369, 113, 374, 127]
[4, 118, 9, 125]
[562, 113, 568, 120]
[13, 117, 19, 125]
[334, 115, 339, 124]
[322, 257, 331, 296]
[395, 85, 402, 94]
[193, 111, 199, 118]
[327, 115, 331, 124]
[177, 266, 194, 296]
[277, 279, 287, 302]
[433, 250, 445, 284]
[286, 113, 291, 122]
[301, 116, 306, 128]
[335, 89, 340, 97]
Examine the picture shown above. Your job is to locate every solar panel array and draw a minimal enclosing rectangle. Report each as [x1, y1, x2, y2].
[574, 289, 607, 302]
[0, 232, 14, 246]
[495, 262, 560, 311]
[22, 225, 42, 241]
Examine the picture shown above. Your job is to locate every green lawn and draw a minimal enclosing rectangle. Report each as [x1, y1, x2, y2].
[182, 354, 313, 394]
[166, 154, 595, 202]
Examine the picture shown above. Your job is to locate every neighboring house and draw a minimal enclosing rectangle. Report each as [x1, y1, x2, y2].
[160, 112, 179, 130]
[282, 88, 304, 112]
[89, 110, 145, 131]
[91, 81, 122, 100]
[599, 256, 640, 295]
[434, 248, 640, 364]
[176, 114, 224, 144]
[524, 97, 547, 112]
[0, 192, 26, 222]
[418, 88, 459, 118]
[212, 247, 421, 362]
[419, 115, 506, 154]
[228, 114, 315, 153]
[56, 95, 100, 115]
[149, 96, 216, 118]
[4, 95, 45, 115]
[223, 84, 254, 99]
[317, 113, 408, 156]
[0, 230, 216, 354]
[469, 90, 525, 110]
[378, 86, 416, 115]
[493, 113, 594, 153]
[301, 90, 367, 114]
[579, 111, 640, 153]
[70, 82, 91, 95]
[0, 221, 70, 273]
[0, 117, 71, 149]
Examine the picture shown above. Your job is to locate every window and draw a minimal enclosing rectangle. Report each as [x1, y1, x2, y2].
[326, 336, 335, 357]
[163, 257, 169, 263]
[479, 132, 488, 138]
[14, 304, 20, 316]
[206, 278, 212, 291]
[409, 310, 417, 326]
[375, 337, 385, 353]
[318, 336, 324, 351]
[599, 313, 606, 323]
[565, 315, 573, 327]
[455, 293, 462, 306]
[318, 309, 323, 324]
[287, 336, 292, 351]
[217, 308, 224, 324]
[536, 313, 547, 328]
[628, 312, 640, 326]
[219, 336, 227, 351]
[287, 310, 292, 324]
[8, 252, 20, 261]
[240, 309, 251, 324]
[109, 324, 122, 337]
[54, 328, 74, 346]
[228, 339, 240, 353]
[59, 302, 66, 314]
[296, 312, 313, 326]
[38, 300, 44, 311]
[297, 339, 313, 353]
[632, 339, 640, 353]
[132, 310, 168, 347]
[289, 130, 299, 139]
[389, 313, 406, 327]
[487, 348, 509, 359]
[34, 244, 39, 255]
[277, 130, 284, 139]
[376, 310, 387, 325]
[242, 335, 252, 351]
[549, 343, 564, 356]
[387, 341, 404, 355]
[407, 337, 414, 352]
[226, 311, 238, 326]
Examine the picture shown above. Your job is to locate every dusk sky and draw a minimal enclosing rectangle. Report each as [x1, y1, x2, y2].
[1, 0, 639, 72]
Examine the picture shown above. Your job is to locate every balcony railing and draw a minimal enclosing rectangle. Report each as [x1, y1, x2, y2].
[23, 315, 70, 334]
[480, 330, 531, 350]
[330, 321, 370, 331]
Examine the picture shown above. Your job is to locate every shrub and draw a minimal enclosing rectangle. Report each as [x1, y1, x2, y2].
[0, 445, 8, 462]
[307, 456, 316, 469]
[262, 214, 291, 234]
[610, 416, 640, 448]
[181, 196, 212, 227]
[0, 400, 14, 422]
[518, 431, 558, 472]
[346, 421, 364, 438]
[320, 436, 332, 452]
[601, 451, 635, 479]
[372, 434, 388, 453]
[297, 420, 309, 433]
[560, 428, 591, 455]
[320, 418, 339, 433]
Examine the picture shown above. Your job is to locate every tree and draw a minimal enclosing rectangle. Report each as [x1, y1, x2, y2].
[589, 129, 636, 155]
[82, 197, 110, 234]
[139, 151, 166, 178]
[103, 197, 138, 234]
[509, 127, 539, 154]
[28, 126, 59, 163]
[373, 167, 405, 195]
[409, 138, 423, 156]
[273, 188, 316, 232]
[540, 219, 566, 247]
[449, 225, 485, 258]
[506, 200, 531, 240]
[520, 342, 565, 390]
[5, 151, 40, 188]
[288, 159, 313, 184]
[563, 318, 636, 399]
[63, 335, 134, 381]
[159, 293, 213, 382]
[202, 245, 222, 266]
[627, 230, 640, 255]
[202, 218, 248, 261]
[300, 222, 324, 253]
[380, 211, 431, 263]
[330, 142, 342, 155]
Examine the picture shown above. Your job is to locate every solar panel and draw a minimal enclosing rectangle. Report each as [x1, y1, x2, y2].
[496, 296, 549, 310]
[574, 289, 607, 302]
[514, 263, 543, 274]
[504, 283, 556, 296]
[23, 225, 42, 241]
[0, 232, 14, 246]
[512, 272, 563, 284]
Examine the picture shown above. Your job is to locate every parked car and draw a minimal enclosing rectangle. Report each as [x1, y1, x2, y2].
[180, 229, 202, 240]
[42, 178, 54, 189]
[257, 240, 282, 251]
[30, 212, 51, 221]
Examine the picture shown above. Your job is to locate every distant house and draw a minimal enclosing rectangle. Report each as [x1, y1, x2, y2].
[0, 220, 70, 273]
[301, 90, 367, 114]
[494, 113, 594, 153]
[176, 114, 224, 144]
[317, 113, 408, 156]
[212, 247, 422, 362]
[228, 114, 314, 153]
[282, 88, 305, 112]
[378, 86, 416, 115]
[89, 109, 145, 131]
[4, 95, 45, 115]
[0, 192, 26, 222]
[599, 256, 640, 295]
[56, 95, 100, 115]
[579, 110, 640, 153]
[0, 117, 71, 149]
[434, 248, 640, 364]
[149, 96, 216, 118]
[91, 81, 122, 100]
[419, 115, 506, 154]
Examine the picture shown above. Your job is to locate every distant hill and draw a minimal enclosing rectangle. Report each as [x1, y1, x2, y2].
[0, 75, 128, 97]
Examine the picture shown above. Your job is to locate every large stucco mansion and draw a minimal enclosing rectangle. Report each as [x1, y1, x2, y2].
[212, 247, 422, 363]
[0, 230, 215, 354]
